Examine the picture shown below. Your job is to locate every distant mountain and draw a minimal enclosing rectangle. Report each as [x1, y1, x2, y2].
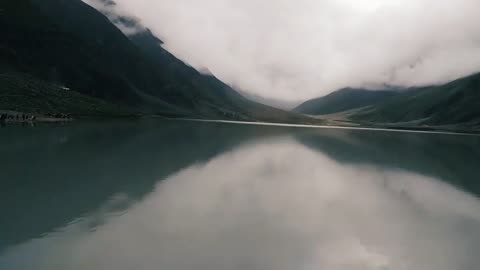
[293, 73, 480, 130]
[0, 0, 310, 123]
[351, 73, 480, 127]
[236, 90, 299, 110]
[293, 88, 399, 115]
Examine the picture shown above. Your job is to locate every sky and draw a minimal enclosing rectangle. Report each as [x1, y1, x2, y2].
[86, 0, 480, 103]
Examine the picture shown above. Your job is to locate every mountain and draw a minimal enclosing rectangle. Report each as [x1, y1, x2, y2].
[126, 28, 311, 122]
[236, 90, 299, 110]
[350, 73, 480, 128]
[293, 73, 480, 130]
[2, 0, 151, 108]
[293, 88, 399, 115]
[0, 0, 311, 123]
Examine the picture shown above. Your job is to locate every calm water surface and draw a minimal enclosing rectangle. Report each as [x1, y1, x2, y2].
[1, 120, 480, 270]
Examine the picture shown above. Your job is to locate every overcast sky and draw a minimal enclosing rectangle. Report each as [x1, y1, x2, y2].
[87, 0, 480, 102]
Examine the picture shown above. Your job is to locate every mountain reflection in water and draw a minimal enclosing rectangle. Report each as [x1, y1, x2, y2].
[1, 120, 479, 270]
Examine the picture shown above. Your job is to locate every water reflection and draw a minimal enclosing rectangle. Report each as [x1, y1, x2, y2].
[297, 128, 480, 196]
[0, 121, 479, 270]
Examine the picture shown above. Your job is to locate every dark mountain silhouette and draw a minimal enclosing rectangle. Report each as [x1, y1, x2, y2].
[0, 0, 310, 123]
[294, 88, 399, 115]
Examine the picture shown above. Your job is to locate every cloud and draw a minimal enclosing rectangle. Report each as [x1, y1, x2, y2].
[83, 0, 146, 35]
[86, 0, 480, 102]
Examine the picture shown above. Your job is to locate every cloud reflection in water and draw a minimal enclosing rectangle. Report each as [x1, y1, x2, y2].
[1, 137, 479, 270]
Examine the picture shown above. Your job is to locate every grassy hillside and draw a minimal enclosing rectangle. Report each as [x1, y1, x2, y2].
[351, 73, 480, 127]
[293, 72, 480, 130]
[294, 88, 399, 115]
[0, 73, 135, 117]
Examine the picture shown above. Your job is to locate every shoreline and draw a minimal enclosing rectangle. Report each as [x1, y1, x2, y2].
[0, 110, 72, 124]
[165, 117, 480, 136]
[2, 112, 479, 136]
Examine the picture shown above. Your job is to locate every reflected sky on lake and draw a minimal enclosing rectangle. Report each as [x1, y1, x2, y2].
[0, 121, 479, 270]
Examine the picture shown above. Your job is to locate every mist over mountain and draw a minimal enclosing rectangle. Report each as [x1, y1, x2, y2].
[96, 0, 480, 101]
[0, 0, 310, 123]
[1, 0, 479, 130]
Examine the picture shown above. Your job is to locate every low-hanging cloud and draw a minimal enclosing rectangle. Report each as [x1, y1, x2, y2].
[84, 0, 146, 34]
[89, 0, 480, 102]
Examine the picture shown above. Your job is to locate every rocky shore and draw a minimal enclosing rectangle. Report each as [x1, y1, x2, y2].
[0, 110, 72, 124]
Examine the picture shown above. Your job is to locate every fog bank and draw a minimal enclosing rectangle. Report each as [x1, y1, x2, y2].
[86, 0, 480, 102]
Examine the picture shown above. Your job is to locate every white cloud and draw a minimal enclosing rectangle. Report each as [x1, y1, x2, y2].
[83, 0, 146, 35]
[87, 0, 480, 102]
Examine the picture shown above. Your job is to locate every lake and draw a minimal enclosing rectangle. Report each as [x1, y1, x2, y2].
[1, 120, 479, 270]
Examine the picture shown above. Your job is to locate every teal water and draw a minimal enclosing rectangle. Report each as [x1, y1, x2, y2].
[1, 120, 479, 270]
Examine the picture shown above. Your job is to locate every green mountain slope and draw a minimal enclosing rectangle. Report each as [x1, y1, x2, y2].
[0, 0, 310, 123]
[0, 73, 135, 117]
[127, 28, 310, 123]
[293, 88, 399, 115]
[351, 73, 480, 127]
[1, 0, 149, 106]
